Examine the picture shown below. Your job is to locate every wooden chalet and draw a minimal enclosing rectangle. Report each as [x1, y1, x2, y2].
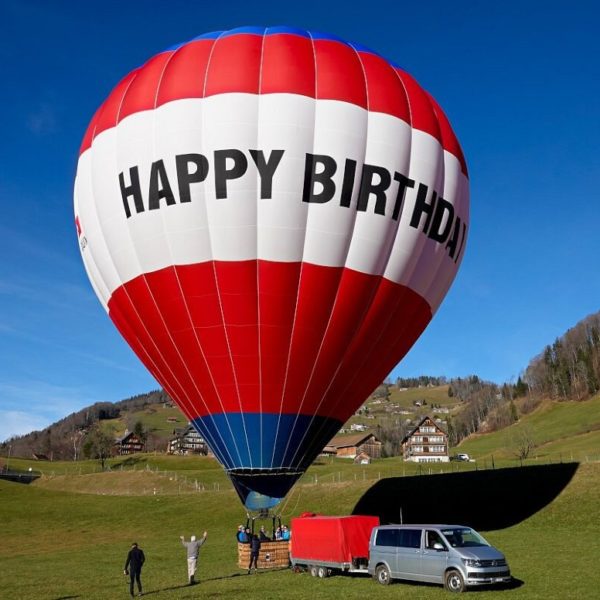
[168, 425, 208, 455]
[114, 431, 145, 455]
[325, 433, 382, 459]
[401, 416, 449, 463]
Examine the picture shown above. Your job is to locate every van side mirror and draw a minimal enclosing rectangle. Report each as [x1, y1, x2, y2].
[433, 542, 446, 551]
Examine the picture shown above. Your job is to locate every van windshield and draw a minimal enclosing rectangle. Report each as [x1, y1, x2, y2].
[441, 528, 489, 548]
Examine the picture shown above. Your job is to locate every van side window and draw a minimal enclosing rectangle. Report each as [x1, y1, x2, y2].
[376, 529, 399, 547]
[426, 530, 446, 550]
[398, 529, 421, 549]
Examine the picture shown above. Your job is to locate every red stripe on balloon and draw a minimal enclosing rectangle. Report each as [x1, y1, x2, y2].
[313, 39, 367, 108]
[107, 261, 431, 421]
[78, 33, 467, 175]
[426, 92, 468, 177]
[119, 52, 175, 121]
[261, 33, 315, 97]
[359, 52, 411, 123]
[204, 34, 262, 96]
[80, 70, 139, 155]
[157, 40, 214, 103]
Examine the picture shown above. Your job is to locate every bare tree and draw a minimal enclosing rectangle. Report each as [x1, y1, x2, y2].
[84, 424, 115, 470]
[508, 425, 536, 461]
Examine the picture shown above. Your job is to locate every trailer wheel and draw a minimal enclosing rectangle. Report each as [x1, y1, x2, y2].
[375, 564, 391, 585]
[444, 569, 466, 593]
[310, 565, 318, 577]
[317, 566, 328, 578]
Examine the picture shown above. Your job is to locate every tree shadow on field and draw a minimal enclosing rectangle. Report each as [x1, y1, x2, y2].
[352, 463, 579, 530]
[138, 584, 191, 596]
[142, 570, 283, 596]
[112, 456, 146, 468]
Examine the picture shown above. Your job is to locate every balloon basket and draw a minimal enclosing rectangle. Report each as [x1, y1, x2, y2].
[237, 541, 290, 570]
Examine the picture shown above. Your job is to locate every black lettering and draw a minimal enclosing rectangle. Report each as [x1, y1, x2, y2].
[357, 164, 391, 216]
[148, 160, 176, 211]
[445, 218, 461, 259]
[176, 153, 209, 203]
[302, 153, 337, 203]
[340, 159, 357, 208]
[249, 149, 284, 199]
[119, 166, 144, 218]
[392, 173, 415, 221]
[410, 183, 437, 234]
[214, 149, 248, 199]
[428, 196, 454, 243]
[455, 220, 467, 263]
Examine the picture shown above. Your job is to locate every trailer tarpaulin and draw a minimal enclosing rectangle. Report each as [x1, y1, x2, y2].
[290, 515, 379, 564]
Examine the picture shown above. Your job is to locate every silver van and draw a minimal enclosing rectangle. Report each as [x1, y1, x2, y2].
[368, 524, 511, 593]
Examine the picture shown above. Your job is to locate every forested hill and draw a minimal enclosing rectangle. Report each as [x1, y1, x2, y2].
[526, 311, 600, 400]
[1, 390, 170, 459]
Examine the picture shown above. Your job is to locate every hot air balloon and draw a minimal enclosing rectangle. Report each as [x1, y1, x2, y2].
[74, 26, 469, 510]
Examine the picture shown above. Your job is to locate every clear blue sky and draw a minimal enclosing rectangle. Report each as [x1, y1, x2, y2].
[1, 0, 599, 442]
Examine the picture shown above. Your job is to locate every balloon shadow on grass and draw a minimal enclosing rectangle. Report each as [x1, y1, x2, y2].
[352, 463, 579, 530]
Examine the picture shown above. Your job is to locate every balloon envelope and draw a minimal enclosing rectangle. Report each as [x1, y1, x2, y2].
[74, 26, 469, 510]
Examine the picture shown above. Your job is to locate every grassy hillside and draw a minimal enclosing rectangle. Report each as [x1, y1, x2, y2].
[458, 393, 600, 462]
[1, 459, 599, 599]
[75, 384, 459, 448]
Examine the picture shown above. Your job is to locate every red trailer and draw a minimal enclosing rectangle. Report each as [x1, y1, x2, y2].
[290, 514, 380, 577]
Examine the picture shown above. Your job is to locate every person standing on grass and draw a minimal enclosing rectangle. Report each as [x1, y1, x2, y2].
[180, 531, 207, 585]
[124, 542, 145, 597]
[248, 533, 261, 574]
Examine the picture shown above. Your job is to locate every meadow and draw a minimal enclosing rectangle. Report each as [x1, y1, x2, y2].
[3, 394, 600, 599]
[2, 456, 599, 600]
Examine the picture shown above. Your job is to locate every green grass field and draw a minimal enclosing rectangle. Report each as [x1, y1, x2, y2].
[3, 393, 600, 599]
[2, 456, 599, 600]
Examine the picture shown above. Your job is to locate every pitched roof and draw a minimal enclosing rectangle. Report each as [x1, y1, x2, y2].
[327, 433, 379, 448]
[401, 415, 448, 444]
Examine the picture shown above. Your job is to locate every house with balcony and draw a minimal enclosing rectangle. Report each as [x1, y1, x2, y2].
[401, 416, 449, 463]
[168, 425, 208, 455]
[114, 431, 145, 455]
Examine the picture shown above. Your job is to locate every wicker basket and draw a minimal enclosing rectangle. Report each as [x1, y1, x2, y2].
[238, 541, 290, 569]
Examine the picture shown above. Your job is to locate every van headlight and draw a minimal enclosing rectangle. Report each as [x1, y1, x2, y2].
[462, 559, 483, 567]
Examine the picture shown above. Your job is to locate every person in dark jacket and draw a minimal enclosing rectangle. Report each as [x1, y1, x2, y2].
[247, 534, 261, 573]
[259, 526, 271, 541]
[124, 542, 145, 597]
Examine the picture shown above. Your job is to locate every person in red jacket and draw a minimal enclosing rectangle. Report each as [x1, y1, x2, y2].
[124, 542, 145, 597]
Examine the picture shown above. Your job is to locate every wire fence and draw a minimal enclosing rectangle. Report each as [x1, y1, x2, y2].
[17, 451, 598, 496]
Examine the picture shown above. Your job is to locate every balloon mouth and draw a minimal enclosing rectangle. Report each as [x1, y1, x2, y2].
[228, 468, 303, 510]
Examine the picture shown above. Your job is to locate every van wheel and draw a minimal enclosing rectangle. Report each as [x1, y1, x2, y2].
[375, 564, 391, 585]
[445, 569, 466, 593]
[309, 566, 318, 577]
[317, 566, 328, 578]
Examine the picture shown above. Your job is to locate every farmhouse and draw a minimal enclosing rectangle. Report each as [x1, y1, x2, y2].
[114, 431, 145, 455]
[401, 416, 449, 463]
[168, 425, 208, 455]
[325, 433, 382, 459]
